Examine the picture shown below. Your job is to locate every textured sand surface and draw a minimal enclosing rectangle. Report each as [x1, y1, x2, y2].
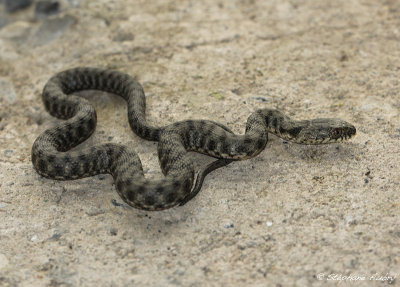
[0, 0, 399, 286]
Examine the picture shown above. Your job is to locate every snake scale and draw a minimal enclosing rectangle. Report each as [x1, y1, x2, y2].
[31, 67, 356, 211]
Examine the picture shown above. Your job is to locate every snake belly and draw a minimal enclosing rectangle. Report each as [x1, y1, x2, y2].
[31, 67, 356, 211]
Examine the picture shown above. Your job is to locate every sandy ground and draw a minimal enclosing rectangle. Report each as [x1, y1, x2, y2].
[0, 0, 399, 286]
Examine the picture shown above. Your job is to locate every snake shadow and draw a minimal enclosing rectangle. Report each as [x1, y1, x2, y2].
[117, 136, 358, 236]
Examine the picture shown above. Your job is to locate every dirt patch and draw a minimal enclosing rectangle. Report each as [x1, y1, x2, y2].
[0, 0, 399, 286]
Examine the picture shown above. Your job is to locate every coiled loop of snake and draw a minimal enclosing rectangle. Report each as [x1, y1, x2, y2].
[31, 68, 356, 210]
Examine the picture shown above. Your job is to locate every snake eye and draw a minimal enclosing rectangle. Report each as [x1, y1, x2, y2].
[330, 129, 342, 139]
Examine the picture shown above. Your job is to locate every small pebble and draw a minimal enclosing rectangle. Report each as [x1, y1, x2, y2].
[246, 240, 257, 248]
[231, 88, 242, 95]
[113, 30, 134, 42]
[3, 149, 14, 157]
[109, 227, 118, 236]
[237, 242, 246, 250]
[48, 231, 62, 241]
[85, 207, 105, 216]
[252, 96, 267, 102]
[111, 199, 122, 206]
[345, 215, 357, 225]
[110, 199, 129, 208]
[173, 268, 186, 276]
[223, 222, 234, 228]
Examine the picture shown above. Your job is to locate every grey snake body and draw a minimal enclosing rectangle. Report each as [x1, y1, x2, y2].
[31, 67, 356, 211]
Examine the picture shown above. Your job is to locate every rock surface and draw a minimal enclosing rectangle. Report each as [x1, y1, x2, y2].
[0, 0, 399, 286]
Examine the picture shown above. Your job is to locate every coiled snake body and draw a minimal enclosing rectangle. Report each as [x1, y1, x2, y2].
[32, 68, 356, 210]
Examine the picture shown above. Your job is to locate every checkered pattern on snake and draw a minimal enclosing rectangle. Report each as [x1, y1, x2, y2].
[31, 67, 356, 211]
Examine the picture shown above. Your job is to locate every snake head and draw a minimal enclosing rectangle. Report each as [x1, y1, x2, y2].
[295, 118, 356, 144]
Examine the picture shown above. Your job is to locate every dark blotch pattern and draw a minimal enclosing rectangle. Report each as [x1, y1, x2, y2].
[145, 195, 155, 206]
[288, 126, 303, 138]
[31, 67, 356, 211]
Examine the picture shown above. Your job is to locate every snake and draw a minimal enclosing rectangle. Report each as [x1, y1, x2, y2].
[31, 67, 356, 211]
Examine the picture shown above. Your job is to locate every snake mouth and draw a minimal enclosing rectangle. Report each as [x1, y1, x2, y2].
[313, 131, 356, 144]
